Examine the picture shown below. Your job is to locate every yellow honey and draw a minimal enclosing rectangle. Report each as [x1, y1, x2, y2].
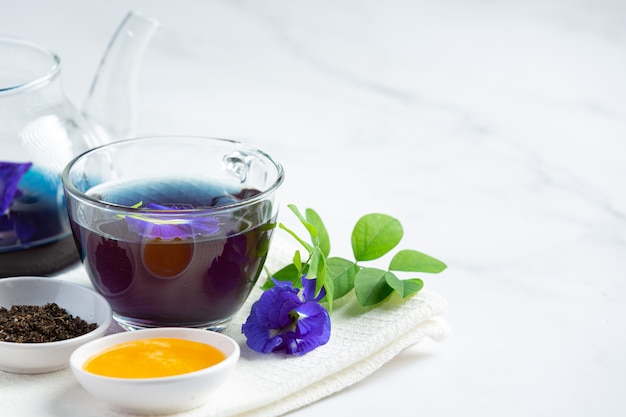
[83, 337, 226, 378]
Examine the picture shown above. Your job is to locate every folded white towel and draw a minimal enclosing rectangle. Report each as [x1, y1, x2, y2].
[0, 238, 450, 417]
[215, 289, 449, 417]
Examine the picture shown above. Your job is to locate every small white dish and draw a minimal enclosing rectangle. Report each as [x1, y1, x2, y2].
[0, 276, 112, 374]
[70, 327, 240, 415]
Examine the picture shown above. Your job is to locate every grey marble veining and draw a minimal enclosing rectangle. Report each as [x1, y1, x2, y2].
[1, 0, 624, 415]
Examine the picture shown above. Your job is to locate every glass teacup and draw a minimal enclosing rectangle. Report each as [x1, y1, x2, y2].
[62, 136, 284, 331]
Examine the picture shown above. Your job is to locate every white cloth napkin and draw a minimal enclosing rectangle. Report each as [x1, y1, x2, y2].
[0, 238, 450, 417]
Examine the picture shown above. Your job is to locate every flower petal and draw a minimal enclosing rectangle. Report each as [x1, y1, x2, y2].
[289, 302, 331, 354]
[242, 282, 301, 353]
[294, 302, 331, 336]
[254, 282, 300, 329]
[124, 203, 219, 240]
[0, 162, 32, 213]
[276, 297, 332, 355]
[241, 308, 284, 353]
[301, 275, 326, 302]
[242, 275, 332, 355]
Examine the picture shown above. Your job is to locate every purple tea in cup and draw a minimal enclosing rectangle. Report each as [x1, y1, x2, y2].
[62, 137, 283, 331]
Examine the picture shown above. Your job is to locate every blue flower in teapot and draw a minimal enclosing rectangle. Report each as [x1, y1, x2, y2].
[0, 11, 158, 252]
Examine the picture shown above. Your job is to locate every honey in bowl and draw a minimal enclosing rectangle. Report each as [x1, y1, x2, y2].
[83, 337, 226, 378]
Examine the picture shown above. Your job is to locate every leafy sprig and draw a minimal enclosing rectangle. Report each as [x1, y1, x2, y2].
[264, 204, 447, 312]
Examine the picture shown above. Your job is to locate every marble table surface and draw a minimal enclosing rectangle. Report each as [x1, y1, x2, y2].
[2, 0, 625, 416]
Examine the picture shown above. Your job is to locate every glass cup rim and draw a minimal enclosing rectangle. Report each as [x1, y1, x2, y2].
[0, 36, 61, 94]
[61, 135, 285, 215]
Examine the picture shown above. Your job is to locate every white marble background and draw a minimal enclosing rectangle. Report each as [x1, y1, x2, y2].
[2, 0, 625, 416]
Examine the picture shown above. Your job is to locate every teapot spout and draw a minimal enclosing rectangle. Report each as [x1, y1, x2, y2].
[82, 10, 159, 144]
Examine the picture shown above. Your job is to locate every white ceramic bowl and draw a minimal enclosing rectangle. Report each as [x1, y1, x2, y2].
[70, 327, 240, 415]
[0, 276, 112, 374]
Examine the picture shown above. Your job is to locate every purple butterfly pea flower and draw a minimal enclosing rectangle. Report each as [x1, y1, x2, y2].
[125, 202, 219, 240]
[301, 274, 326, 302]
[242, 276, 331, 355]
[0, 162, 32, 213]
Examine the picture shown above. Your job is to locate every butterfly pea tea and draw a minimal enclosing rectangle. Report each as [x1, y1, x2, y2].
[62, 137, 284, 331]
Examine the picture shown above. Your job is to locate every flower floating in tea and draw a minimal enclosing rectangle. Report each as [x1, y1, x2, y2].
[0, 161, 31, 214]
[242, 204, 447, 355]
[242, 276, 331, 355]
[124, 202, 219, 240]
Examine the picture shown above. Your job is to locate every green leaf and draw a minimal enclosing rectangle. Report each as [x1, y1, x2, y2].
[261, 263, 301, 289]
[351, 214, 403, 261]
[308, 247, 327, 290]
[287, 204, 319, 241]
[256, 235, 270, 257]
[305, 246, 333, 311]
[327, 257, 358, 300]
[279, 223, 313, 253]
[306, 208, 330, 257]
[354, 267, 394, 306]
[385, 273, 424, 298]
[322, 267, 334, 314]
[292, 250, 303, 273]
[306, 247, 321, 279]
[389, 249, 447, 273]
[270, 205, 446, 314]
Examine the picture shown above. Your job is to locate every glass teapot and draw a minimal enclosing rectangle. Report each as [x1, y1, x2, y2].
[0, 11, 159, 253]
